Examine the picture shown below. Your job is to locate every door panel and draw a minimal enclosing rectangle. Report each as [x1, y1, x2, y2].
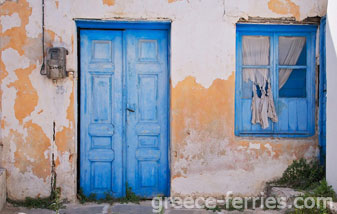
[80, 28, 169, 198]
[125, 30, 169, 197]
[80, 30, 123, 198]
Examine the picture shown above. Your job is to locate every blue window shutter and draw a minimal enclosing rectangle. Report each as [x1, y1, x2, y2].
[235, 24, 317, 137]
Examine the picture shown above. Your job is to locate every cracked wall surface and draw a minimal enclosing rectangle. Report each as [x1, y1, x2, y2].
[0, 0, 327, 200]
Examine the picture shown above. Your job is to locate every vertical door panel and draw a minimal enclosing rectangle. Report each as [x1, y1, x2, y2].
[125, 30, 169, 197]
[80, 30, 123, 198]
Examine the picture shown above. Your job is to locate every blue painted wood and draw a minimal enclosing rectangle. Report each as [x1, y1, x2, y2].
[125, 30, 169, 198]
[319, 17, 327, 164]
[76, 20, 171, 30]
[235, 24, 317, 137]
[242, 99, 252, 131]
[278, 99, 289, 131]
[80, 30, 124, 198]
[80, 26, 170, 198]
[288, 99, 297, 131]
[237, 24, 317, 33]
[279, 69, 306, 98]
[297, 99, 308, 131]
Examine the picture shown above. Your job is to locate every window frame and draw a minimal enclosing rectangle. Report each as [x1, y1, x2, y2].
[235, 24, 317, 137]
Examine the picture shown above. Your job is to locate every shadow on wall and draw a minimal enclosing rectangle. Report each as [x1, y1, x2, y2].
[0, 140, 2, 168]
[0, 110, 2, 167]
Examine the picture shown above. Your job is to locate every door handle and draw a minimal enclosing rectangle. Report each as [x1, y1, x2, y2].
[127, 104, 136, 113]
[127, 107, 135, 112]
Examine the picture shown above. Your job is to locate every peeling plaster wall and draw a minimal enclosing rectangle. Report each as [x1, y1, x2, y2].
[0, 0, 327, 200]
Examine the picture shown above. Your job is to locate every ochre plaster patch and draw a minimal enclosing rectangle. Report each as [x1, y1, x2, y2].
[171, 74, 235, 150]
[14, 120, 51, 180]
[0, 0, 32, 55]
[66, 77, 74, 124]
[7, 64, 38, 124]
[55, 126, 73, 153]
[170, 74, 317, 195]
[45, 29, 63, 45]
[268, 0, 300, 20]
[102, 0, 115, 6]
[0, 0, 32, 118]
[0, 0, 51, 188]
[168, 0, 182, 3]
[56, 75, 74, 157]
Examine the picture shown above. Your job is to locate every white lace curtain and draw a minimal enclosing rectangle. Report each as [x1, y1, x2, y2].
[278, 36, 306, 89]
[242, 36, 306, 129]
[242, 36, 277, 129]
[242, 36, 269, 88]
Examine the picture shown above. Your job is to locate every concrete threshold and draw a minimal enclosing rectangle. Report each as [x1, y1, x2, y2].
[2, 201, 286, 214]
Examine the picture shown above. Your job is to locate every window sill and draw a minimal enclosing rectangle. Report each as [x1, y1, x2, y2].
[235, 131, 315, 138]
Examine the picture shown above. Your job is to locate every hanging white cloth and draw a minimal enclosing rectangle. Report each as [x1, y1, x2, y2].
[278, 36, 306, 89]
[242, 36, 270, 87]
[251, 81, 278, 129]
[242, 36, 278, 129]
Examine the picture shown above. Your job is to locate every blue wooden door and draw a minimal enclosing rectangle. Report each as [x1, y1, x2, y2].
[125, 30, 169, 197]
[80, 28, 169, 198]
[80, 30, 124, 198]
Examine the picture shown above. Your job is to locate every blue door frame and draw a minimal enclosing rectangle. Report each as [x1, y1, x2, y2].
[77, 20, 171, 198]
[319, 17, 326, 165]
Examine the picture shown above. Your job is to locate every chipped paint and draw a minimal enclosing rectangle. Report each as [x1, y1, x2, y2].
[8, 64, 38, 124]
[168, 0, 181, 3]
[0, 0, 327, 201]
[14, 121, 51, 180]
[0, 0, 32, 55]
[170, 75, 318, 196]
[0, 12, 21, 33]
[55, 75, 74, 154]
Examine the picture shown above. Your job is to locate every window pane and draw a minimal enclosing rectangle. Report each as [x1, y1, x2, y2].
[279, 69, 306, 97]
[242, 68, 270, 98]
[279, 36, 306, 66]
[242, 36, 270, 66]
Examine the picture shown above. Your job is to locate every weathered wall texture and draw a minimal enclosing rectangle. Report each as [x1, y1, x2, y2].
[0, 0, 327, 200]
[0, 168, 6, 211]
[326, 0, 337, 192]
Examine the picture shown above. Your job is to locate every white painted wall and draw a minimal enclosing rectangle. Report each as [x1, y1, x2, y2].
[326, 0, 337, 192]
[0, 0, 328, 200]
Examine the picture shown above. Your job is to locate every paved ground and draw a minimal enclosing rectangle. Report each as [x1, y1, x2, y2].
[1, 202, 287, 214]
